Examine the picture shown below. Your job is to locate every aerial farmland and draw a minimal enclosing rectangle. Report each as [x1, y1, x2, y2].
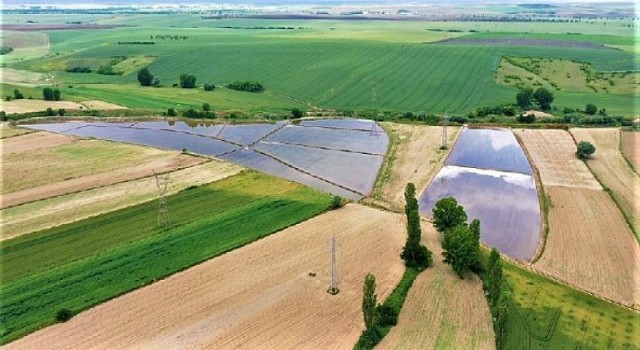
[0, 1, 638, 349]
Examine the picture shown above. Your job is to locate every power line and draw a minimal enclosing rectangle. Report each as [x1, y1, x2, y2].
[154, 170, 172, 229]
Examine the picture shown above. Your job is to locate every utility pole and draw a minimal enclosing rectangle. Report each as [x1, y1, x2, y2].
[441, 114, 449, 150]
[327, 234, 339, 295]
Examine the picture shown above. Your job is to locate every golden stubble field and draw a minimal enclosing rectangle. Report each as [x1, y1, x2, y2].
[514, 129, 601, 189]
[570, 128, 639, 235]
[517, 128, 639, 308]
[378, 123, 459, 209]
[621, 130, 639, 171]
[378, 221, 495, 350]
[533, 186, 640, 308]
[3, 204, 405, 350]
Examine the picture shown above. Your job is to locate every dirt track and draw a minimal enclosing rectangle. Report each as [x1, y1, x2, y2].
[515, 129, 601, 189]
[570, 128, 639, 234]
[533, 186, 640, 308]
[3, 204, 405, 350]
[378, 123, 459, 209]
[378, 221, 495, 350]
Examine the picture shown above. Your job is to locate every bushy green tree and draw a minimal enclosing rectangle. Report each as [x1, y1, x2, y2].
[576, 141, 596, 159]
[202, 103, 211, 112]
[362, 273, 377, 330]
[137, 68, 154, 86]
[291, 108, 304, 118]
[432, 197, 467, 233]
[13, 89, 23, 99]
[585, 103, 597, 115]
[487, 248, 503, 308]
[179, 74, 197, 88]
[401, 183, 433, 269]
[441, 224, 478, 278]
[515, 88, 533, 109]
[533, 87, 554, 110]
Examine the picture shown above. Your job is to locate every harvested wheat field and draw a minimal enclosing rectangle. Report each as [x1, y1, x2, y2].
[1, 160, 242, 240]
[621, 130, 639, 171]
[378, 221, 495, 350]
[80, 100, 127, 110]
[533, 186, 640, 308]
[570, 128, 639, 235]
[1, 135, 201, 200]
[377, 123, 459, 209]
[4, 204, 405, 350]
[0, 131, 74, 155]
[0, 123, 34, 139]
[514, 129, 601, 189]
[0, 99, 85, 114]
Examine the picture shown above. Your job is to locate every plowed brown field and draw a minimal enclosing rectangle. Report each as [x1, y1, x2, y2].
[1, 161, 243, 240]
[3, 204, 405, 350]
[378, 221, 495, 350]
[533, 186, 640, 308]
[378, 123, 459, 209]
[621, 130, 639, 171]
[514, 129, 600, 189]
[570, 128, 639, 235]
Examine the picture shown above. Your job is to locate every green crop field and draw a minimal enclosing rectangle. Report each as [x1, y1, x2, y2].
[502, 261, 640, 349]
[0, 171, 332, 344]
[2, 16, 637, 116]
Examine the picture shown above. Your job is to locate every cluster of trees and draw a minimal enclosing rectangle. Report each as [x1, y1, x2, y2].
[180, 74, 197, 88]
[151, 35, 188, 40]
[46, 107, 66, 116]
[137, 68, 160, 87]
[432, 197, 480, 278]
[227, 81, 264, 93]
[485, 249, 508, 348]
[116, 41, 155, 45]
[66, 67, 93, 73]
[43, 87, 61, 101]
[401, 183, 433, 269]
[183, 103, 215, 119]
[0, 46, 13, 55]
[516, 87, 554, 110]
[291, 108, 304, 119]
[204, 82, 215, 91]
[13, 89, 24, 99]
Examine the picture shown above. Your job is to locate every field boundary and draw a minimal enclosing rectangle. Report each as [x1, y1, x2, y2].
[417, 125, 463, 202]
[372, 122, 400, 201]
[513, 131, 549, 263]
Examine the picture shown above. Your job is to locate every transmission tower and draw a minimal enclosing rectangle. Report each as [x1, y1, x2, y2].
[369, 120, 379, 138]
[154, 170, 172, 228]
[327, 234, 339, 295]
[441, 114, 449, 150]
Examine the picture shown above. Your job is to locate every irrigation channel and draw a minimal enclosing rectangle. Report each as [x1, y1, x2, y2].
[25, 119, 388, 200]
[419, 127, 542, 261]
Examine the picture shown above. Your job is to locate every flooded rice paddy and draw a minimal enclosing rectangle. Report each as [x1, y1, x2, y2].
[25, 119, 388, 199]
[419, 127, 541, 261]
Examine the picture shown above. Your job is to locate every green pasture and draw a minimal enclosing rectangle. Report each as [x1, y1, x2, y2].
[502, 261, 640, 349]
[0, 171, 332, 344]
[2, 17, 638, 115]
